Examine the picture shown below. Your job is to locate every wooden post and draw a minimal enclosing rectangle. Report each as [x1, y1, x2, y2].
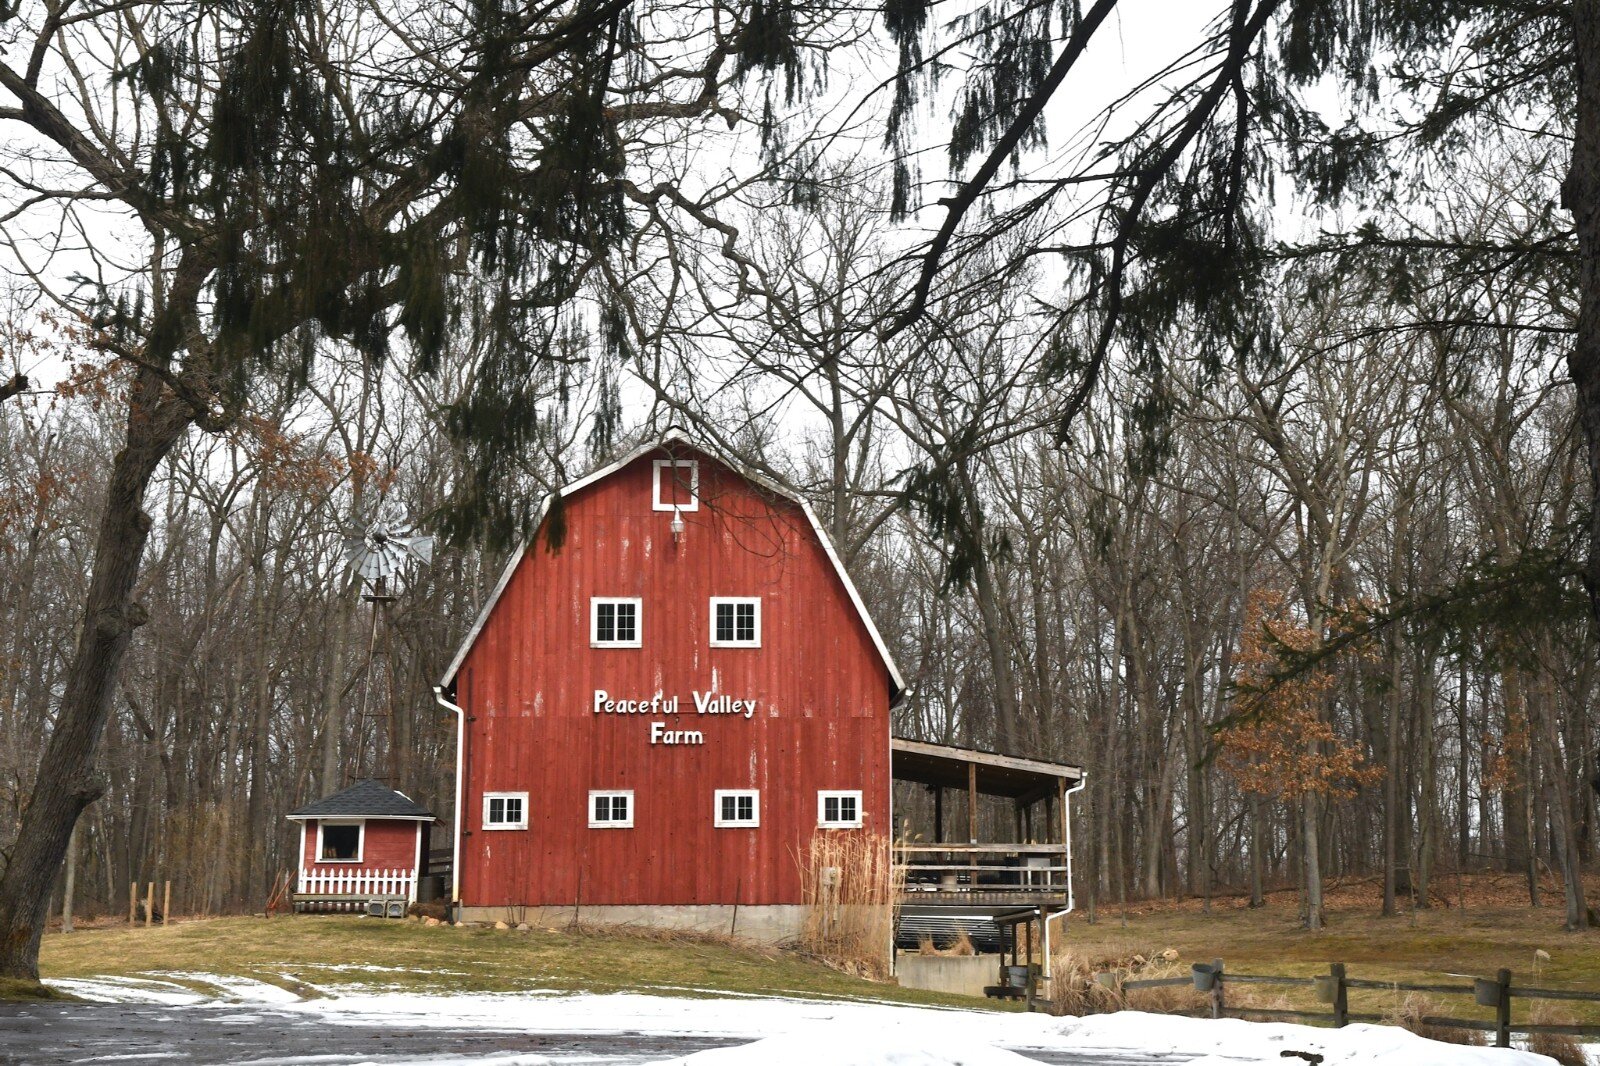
[933, 787, 944, 844]
[1210, 959, 1225, 1019]
[145, 881, 154, 928]
[1496, 968, 1512, 1047]
[1330, 962, 1348, 1027]
[128, 881, 136, 925]
[163, 881, 172, 926]
[1058, 779, 1070, 893]
[968, 762, 978, 874]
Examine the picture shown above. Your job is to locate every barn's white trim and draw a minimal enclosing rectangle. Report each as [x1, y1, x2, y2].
[652, 458, 700, 511]
[438, 430, 906, 696]
[713, 788, 760, 827]
[709, 597, 761, 648]
[482, 790, 529, 830]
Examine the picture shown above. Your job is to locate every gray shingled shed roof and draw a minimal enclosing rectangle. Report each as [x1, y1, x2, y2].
[287, 779, 435, 821]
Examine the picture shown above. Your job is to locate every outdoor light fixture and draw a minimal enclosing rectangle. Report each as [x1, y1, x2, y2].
[671, 507, 685, 543]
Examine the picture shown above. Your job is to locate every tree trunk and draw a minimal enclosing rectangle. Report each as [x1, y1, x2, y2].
[1303, 791, 1323, 930]
[0, 378, 189, 981]
[1567, 0, 1600, 631]
[60, 823, 76, 934]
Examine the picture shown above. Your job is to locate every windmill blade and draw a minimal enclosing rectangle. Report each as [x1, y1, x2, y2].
[397, 535, 434, 566]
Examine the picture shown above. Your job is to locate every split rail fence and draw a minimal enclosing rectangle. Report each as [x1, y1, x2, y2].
[1104, 961, 1600, 1047]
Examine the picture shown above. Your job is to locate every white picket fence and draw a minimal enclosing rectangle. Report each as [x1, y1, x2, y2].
[295, 867, 417, 912]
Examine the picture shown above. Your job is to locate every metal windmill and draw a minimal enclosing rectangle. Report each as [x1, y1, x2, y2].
[342, 514, 434, 778]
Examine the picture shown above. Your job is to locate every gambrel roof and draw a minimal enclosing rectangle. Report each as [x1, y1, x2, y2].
[287, 778, 435, 821]
[439, 429, 906, 698]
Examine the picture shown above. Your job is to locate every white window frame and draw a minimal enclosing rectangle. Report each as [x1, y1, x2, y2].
[709, 597, 762, 648]
[588, 789, 635, 829]
[482, 791, 529, 831]
[713, 789, 761, 828]
[652, 459, 700, 512]
[315, 819, 365, 863]
[817, 790, 864, 829]
[590, 597, 642, 648]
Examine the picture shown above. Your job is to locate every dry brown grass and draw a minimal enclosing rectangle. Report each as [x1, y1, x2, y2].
[799, 830, 901, 980]
[916, 930, 975, 956]
[1048, 949, 1123, 1016]
[1381, 994, 1487, 1046]
[1524, 1003, 1591, 1066]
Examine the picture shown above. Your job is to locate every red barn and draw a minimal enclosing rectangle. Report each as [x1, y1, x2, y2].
[435, 430, 1084, 957]
[436, 431, 905, 939]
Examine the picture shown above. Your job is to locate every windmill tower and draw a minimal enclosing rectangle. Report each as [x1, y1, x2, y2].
[343, 516, 433, 779]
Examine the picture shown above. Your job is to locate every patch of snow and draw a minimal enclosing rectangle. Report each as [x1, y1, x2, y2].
[149, 970, 303, 1003]
[44, 976, 206, 1005]
[1051, 1012, 1557, 1065]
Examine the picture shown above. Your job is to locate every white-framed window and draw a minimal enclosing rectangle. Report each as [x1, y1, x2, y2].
[316, 820, 365, 863]
[591, 597, 642, 648]
[817, 790, 863, 829]
[482, 791, 529, 830]
[714, 789, 760, 828]
[710, 597, 761, 648]
[653, 459, 700, 512]
[589, 790, 634, 828]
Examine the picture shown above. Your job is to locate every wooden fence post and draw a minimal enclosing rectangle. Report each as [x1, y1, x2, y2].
[163, 881, 171, 926]
[144, 882, 154, 928]
[1496, 968, 1512, 1048]
[1331, 962, 1348, 1027]
[1210, 959, 1225, 1020]
[127, 881, 136, 925]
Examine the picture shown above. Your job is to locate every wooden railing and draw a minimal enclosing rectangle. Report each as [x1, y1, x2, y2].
[1107, 960, 1600, 1047]
[296, 867, 417, 902]
[896, 843, 1068, 899]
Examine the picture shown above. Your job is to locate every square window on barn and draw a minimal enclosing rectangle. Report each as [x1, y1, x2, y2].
[317, 821, 364, 862]
[714, 789, 760, 828]
[653, 459, 700, 512]
[709, 597, 761, 648]
[591, 598, 642, 648]
[817, 790, 863, 829]
[589, 790, 634, 828]
[483, 791, 529, 830]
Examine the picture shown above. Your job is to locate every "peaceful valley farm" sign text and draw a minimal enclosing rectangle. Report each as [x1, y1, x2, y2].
[592, 689, 757, 745]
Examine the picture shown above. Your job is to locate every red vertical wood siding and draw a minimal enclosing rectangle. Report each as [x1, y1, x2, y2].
[301, 819, 421, 872]
[458, 447, 893, 907]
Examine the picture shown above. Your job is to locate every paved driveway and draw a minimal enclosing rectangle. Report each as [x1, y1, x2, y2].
[0, 1003, 1200, 1066]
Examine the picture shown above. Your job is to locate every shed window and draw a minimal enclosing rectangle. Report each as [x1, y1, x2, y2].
[591, 598, 641, 648]
[817, 790, 863, 829]
[483, 791, 528, 830]
[714, 789, 760, 827]
[653, 459, 700, 512]
[710, 598, 760, 647]
[318, 822, 363, 862]
[589, 790, 634, 828]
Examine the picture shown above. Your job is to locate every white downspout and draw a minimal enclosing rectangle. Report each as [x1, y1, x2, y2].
[1042, 775, 1086, 984]
[433, 686, 466, 912]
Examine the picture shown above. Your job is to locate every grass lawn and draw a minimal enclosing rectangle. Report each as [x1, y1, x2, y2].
[1063, 873, 1600, 1027]
[35, 914, 998, 1009]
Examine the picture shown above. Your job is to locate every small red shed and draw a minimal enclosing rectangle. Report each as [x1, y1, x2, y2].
[287, 779, 434, 912]
[436, 430, 905, 940]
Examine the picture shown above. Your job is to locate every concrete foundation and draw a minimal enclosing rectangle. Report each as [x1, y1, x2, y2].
[895, 953, 999, 998]
[457, 904, 809, 945]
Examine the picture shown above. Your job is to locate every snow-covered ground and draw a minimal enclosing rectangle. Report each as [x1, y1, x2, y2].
[38, 974, 1566, 1065]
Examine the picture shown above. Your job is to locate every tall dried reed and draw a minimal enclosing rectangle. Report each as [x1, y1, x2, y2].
[799, 830, 901, 980]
